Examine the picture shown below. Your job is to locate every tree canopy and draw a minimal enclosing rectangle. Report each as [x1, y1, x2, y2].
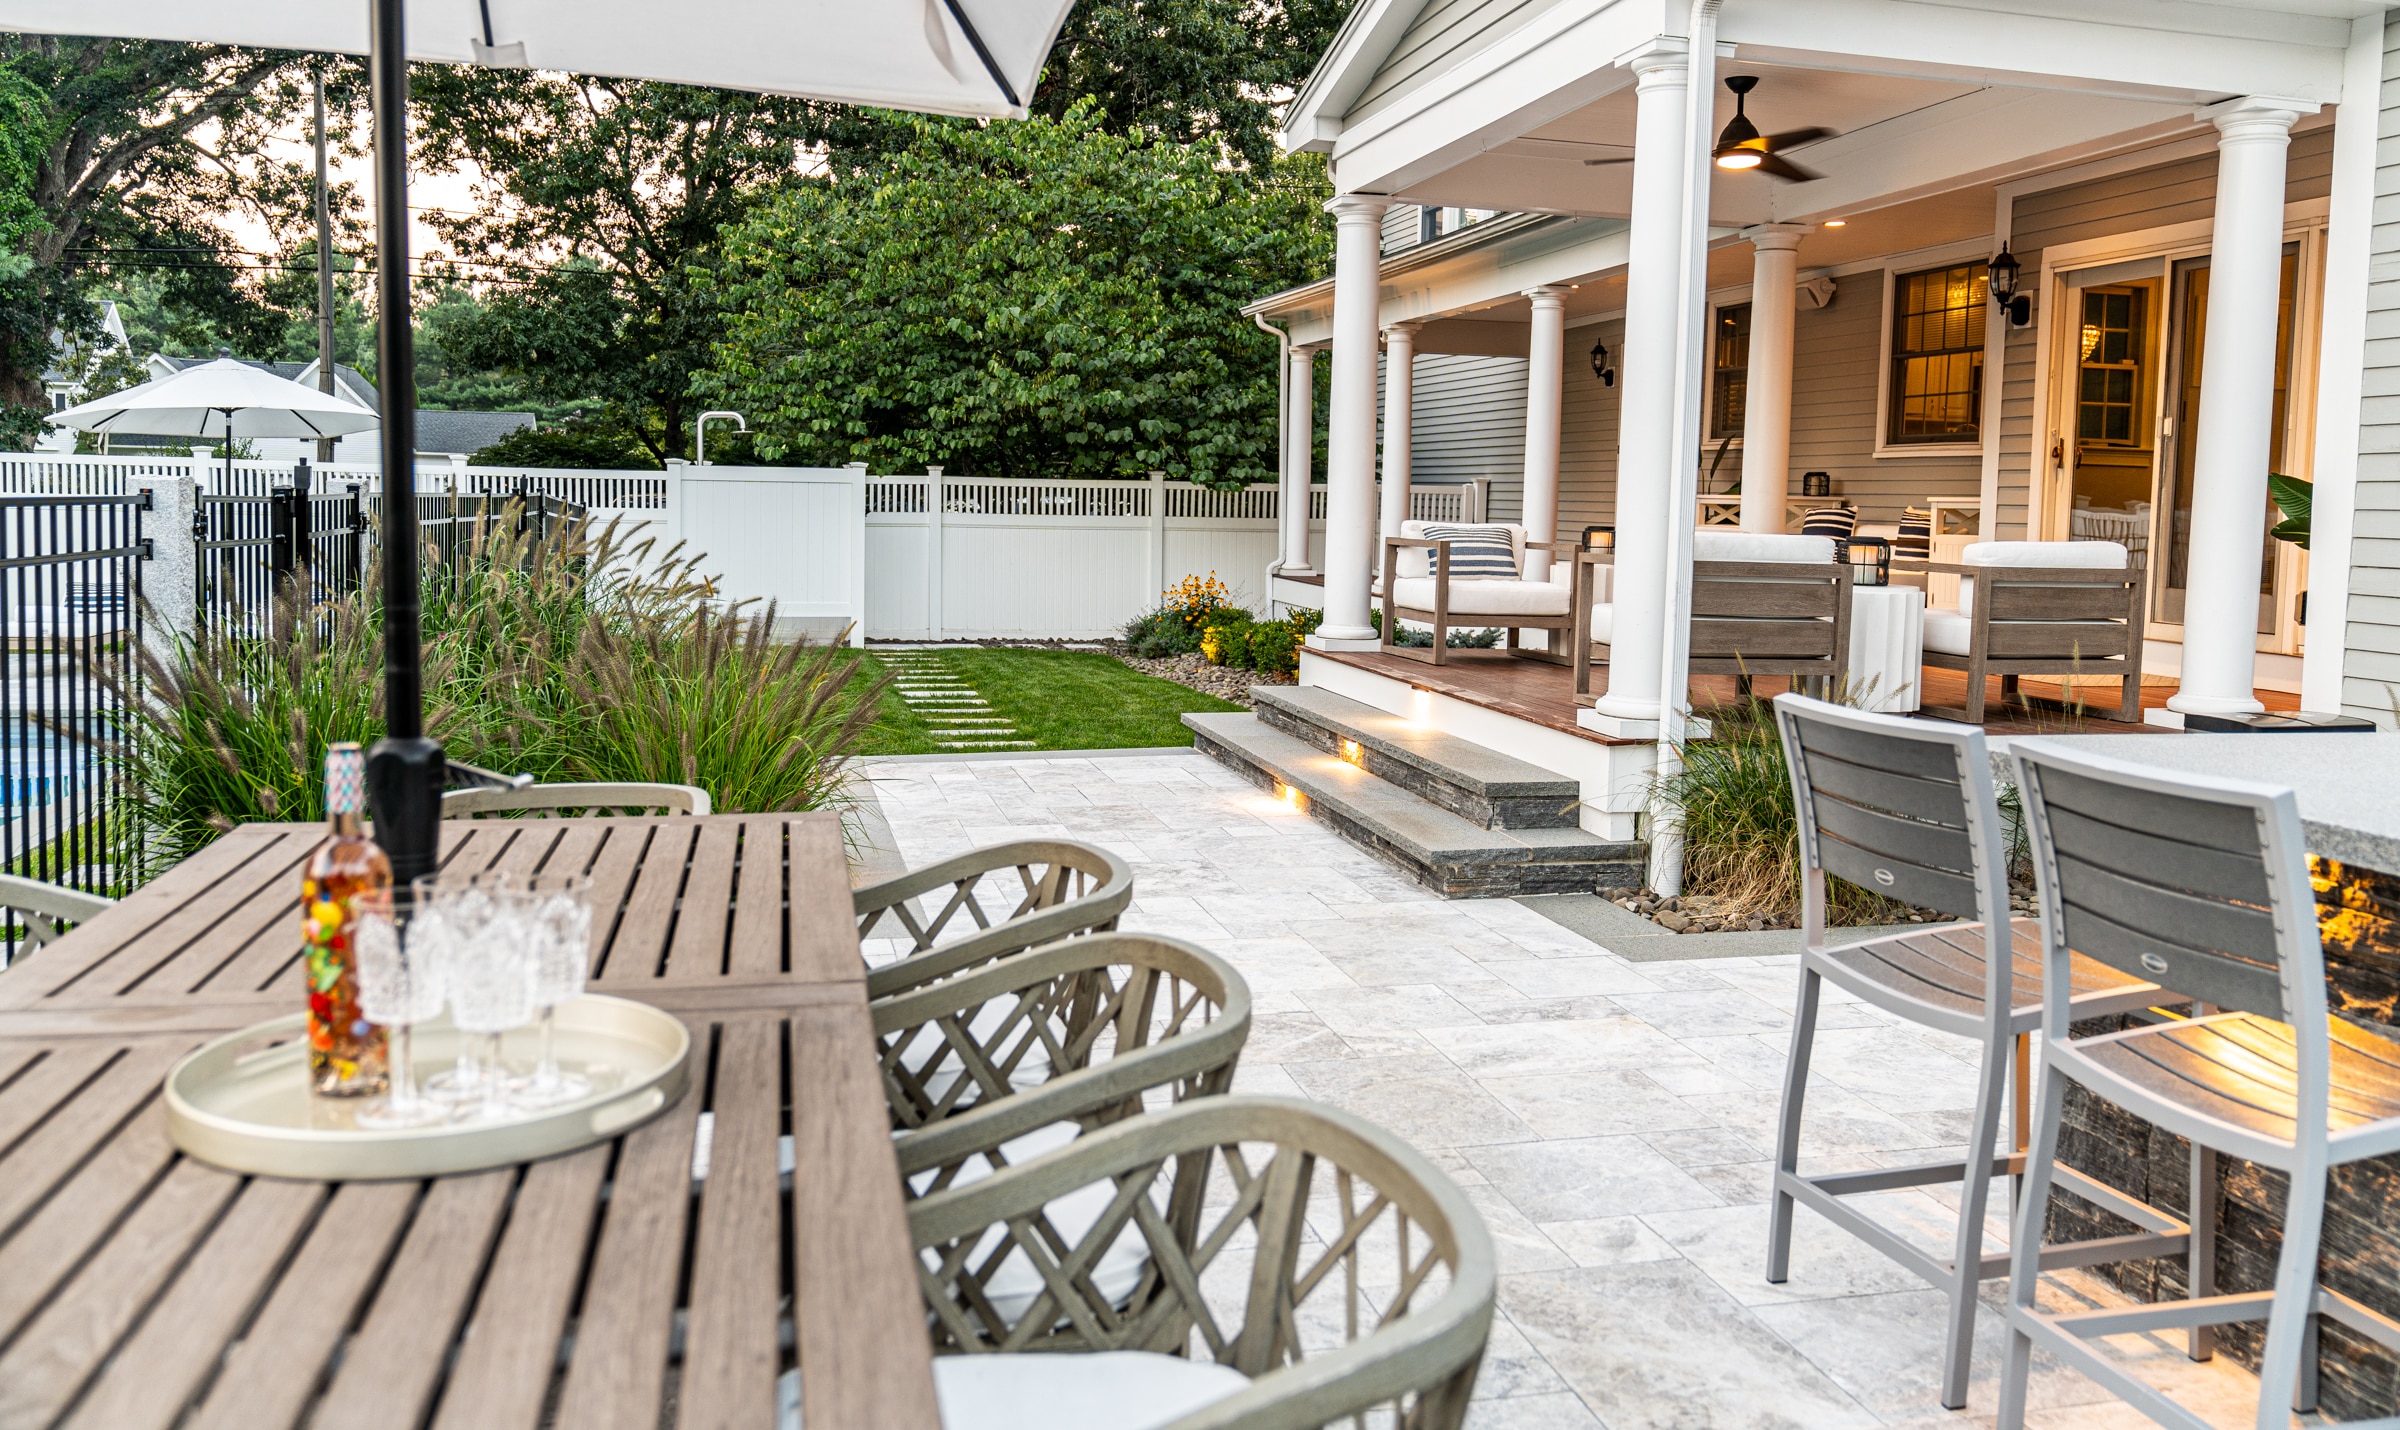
[700, 104, 1329, 484]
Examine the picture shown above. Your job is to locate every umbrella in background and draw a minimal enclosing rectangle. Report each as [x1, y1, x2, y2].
[47, 355, 381, 490]
[6, 0, 1082, 885]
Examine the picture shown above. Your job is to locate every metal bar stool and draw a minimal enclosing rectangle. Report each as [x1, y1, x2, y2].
[1999, 740, 2400, 1430]
[1767, 695, 2164, 1409]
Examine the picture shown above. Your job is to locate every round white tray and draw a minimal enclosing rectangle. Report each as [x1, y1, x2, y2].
[165, 994, 691, 1180]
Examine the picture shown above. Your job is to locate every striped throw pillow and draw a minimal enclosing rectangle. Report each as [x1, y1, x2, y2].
[1799, 505, 1857, 541]
[1896, 506, 1932, 559]
[1419, 523, 1519, 578]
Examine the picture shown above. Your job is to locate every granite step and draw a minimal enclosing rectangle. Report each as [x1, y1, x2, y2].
[1249, 685, 1579, 830]
[1184, 712, 1644, 898]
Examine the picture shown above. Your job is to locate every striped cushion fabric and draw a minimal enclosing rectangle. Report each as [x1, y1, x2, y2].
[1419, 523, 1519, 578]
[1799, 505, 1857, 541]
[1896, 506, 1932, 558]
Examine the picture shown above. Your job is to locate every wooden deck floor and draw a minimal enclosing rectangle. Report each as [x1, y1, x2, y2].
[1309, 647, 2300, 744]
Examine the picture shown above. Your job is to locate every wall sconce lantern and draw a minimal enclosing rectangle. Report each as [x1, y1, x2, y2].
[1801, 471, 1833, 498]
[1987, 244, 2032, 327]
[1583, 525, 1615, 552]
[1847, 536, 1891, 588]
[1589, 336, 1615, 387]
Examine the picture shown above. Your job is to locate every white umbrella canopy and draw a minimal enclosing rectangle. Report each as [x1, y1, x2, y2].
[48, 357, 381, 439]
[0, 0, 1070, 117]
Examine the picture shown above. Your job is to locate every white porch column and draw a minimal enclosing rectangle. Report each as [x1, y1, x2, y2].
[1281, 344, 1318, 573]
[1378, 322, 1420, 564]
[1521, 287, 1568, 580]
[1589, 42, 1690, 727]
[2169, 96, 2317, 718]
[1311, 195, 1392, 649]
[1739, 226, 1808, 533]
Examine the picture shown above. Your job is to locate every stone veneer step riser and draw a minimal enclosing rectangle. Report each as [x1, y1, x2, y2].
[1251, 698, 1579, 832]
[1188, 723, 1644, 898]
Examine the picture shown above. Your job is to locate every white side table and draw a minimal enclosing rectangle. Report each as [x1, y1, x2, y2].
[1849, 585, 1925, 713]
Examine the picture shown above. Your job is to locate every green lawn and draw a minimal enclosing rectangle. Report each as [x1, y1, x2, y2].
[855, 648, 1242, 755]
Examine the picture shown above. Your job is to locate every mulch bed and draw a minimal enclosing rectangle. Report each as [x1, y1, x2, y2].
[1596, 883, 2043, 935]
[1113, 651, 1292, 708]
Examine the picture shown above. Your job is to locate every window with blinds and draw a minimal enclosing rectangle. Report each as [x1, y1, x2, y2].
[1887, 264, 1987, 445]
[1710, 303, 1751, 438]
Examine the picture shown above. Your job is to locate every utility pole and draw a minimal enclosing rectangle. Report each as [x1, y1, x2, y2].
[313, 65, 339, 465]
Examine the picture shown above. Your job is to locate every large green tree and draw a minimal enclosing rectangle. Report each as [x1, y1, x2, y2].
[408, 72, 821, 465]
[700, 105, 1329, 484]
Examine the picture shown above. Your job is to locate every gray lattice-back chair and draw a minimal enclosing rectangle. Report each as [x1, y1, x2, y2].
[880, 932, 1251, 1193]
[1768, 695, 2162, 1410]
[908, 1095, 1496, 1430]
[441, 782, 711, 818]
[0, 873, 113, 965]
[1998, 741, 2400, 1430]
[854, 840, 1133, 1002]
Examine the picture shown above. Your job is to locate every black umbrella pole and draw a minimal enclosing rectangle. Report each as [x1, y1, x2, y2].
[363, 0, 444, 888]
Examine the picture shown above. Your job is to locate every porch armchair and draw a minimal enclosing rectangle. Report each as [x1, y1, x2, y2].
[1374, 520, 1572, 666]
[1572, 531, 1852, 698]
[1906, 540, 2144, 724]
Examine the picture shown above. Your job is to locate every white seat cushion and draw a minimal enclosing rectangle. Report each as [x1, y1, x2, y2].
[778, 1353, 1250, 1430]
[1923, 606, 1971, 657]
[1586, 604, 1613, 644]
[1384, 576, 1569, 617]
[910, 1121, 1152, 1324]
[903, 998, 1056, 1107]
[1692, 531, 1836, 564]
[1961, 540, 2126, 569]
[1923, 605, 2122, 658]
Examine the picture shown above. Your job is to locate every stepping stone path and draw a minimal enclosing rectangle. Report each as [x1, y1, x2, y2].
[887, 649, 1035, 751]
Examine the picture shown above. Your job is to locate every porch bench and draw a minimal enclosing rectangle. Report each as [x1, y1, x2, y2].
[1375, 521, 1571, 666]
[1904, 540, 2143, 724]
[1572, 531, 1852, 698]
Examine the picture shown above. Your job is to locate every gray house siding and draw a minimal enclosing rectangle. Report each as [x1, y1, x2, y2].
[1993, 126, 2336, 540]
[1384, 352, 1533, 519]
[2345, 20, 2400, 723]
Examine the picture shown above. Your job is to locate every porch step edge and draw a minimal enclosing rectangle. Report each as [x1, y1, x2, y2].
[1248, 684, 1580, 830]
[1183, 713, 1643, 899]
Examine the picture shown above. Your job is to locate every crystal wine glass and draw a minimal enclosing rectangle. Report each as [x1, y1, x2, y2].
[448, 884, 537, 1122]
[510, 871, 594, 1107]
[350, 888, 450, 1129]
[414, 872, 509, 1104]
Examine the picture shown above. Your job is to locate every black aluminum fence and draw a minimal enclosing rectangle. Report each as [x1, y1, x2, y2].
[197, 470, 580, 632]
[0, 494, 147, 952]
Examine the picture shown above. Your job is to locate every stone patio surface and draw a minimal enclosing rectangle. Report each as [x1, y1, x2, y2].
[857, 751, 2272, 1430]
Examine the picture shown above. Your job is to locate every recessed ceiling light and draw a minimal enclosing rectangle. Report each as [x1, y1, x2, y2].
[1822, 219, 1847, 228]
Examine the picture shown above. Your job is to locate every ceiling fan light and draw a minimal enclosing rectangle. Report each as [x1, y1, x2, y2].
[1715, 150, 1763, 171]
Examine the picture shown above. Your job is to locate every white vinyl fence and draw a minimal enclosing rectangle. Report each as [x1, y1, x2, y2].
[0, 454, 1490, 642]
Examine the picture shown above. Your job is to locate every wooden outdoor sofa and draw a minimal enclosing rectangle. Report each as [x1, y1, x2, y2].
[1901, 540, 2145, 723]
[1572, 531, 1853, 699]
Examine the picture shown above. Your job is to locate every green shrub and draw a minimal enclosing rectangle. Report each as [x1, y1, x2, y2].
[1247, 621, 1300, 675]
[1124, 573, 1248, 658]
[469, 417, 653, 470]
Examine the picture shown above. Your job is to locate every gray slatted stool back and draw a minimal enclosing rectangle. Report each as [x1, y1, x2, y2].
[1775, 694, 2007, 935]
[2011, 746, 2305, 1026]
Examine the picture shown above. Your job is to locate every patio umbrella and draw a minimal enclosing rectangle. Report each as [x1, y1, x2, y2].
[6, 0, 1082, 886]
[47, 356, 381, 489]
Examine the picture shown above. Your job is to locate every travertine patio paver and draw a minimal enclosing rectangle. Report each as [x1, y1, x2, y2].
[857, 751, 2271, 1430]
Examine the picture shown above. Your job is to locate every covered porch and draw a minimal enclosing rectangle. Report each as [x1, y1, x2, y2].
[1241, 0, 2381, 853]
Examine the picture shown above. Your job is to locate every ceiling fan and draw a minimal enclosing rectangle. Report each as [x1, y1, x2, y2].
[1581, 75, 1833, 182]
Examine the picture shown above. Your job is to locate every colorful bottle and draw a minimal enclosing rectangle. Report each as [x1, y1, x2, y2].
[302, 743, 390, 1096]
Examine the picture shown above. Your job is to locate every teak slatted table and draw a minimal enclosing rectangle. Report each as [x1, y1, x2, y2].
[0, 813, 941, 1430]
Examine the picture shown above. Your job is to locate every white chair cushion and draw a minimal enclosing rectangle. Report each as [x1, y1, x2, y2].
[1691, 531, 1836, 564]
[903, 998, 1056, 1107]
[1586, 604, 1613, 644]
[1924, 604, 2121, 658]
[910, 1121, 1152, 1324]
[1961, 540, 2126, 569]
[778, 1353, 1250, 1430]
[1383, 576, 1568, 617]
[1923, 606, 1971, 657]
[1957, 540, 2126, 620]
[1395, 519, 1529, 578]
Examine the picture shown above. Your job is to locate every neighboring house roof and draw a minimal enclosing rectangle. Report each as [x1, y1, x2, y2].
[413, 410, 535, 456]
[42, 301, 131, 388]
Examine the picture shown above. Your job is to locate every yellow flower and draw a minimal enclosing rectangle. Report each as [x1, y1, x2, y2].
[310, 900, 343, 929]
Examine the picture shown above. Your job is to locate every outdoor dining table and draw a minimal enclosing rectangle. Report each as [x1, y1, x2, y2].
[0, 813, 942, 1430]
[2009, 732, 2400, 1414]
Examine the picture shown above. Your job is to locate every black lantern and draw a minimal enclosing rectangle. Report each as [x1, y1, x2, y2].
[1847, 536, 1891, 588]
[1987, 244, 2031, 326]
[1583, 525, 1615, 552]
[1801, 471, 1833, 498]
[1589, 336, 1615, 387]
